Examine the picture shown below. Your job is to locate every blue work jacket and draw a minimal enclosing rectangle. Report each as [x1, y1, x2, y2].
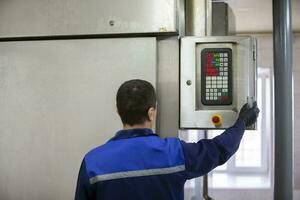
[75, 120, 245, 200]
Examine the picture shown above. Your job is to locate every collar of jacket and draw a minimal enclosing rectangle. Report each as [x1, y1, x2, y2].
[109, 128, 158, 141]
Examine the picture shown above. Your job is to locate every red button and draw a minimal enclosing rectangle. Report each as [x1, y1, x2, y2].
[212, 116, 220, 123]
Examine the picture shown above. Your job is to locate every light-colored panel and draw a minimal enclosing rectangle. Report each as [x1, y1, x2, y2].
[0, 0, 177, 37]
[255, 35, 273, 67]
[295, 190, 300, 200]
[226, 0, 300, 33]
[156, 37, 179, 138]
[293, 35, 300, 190]
[0, 38, 156, 200]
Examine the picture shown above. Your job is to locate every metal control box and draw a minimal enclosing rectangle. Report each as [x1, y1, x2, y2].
[180, 36, 257, 129]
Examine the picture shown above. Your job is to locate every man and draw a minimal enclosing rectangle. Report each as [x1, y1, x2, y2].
[75, 79, 259, 200]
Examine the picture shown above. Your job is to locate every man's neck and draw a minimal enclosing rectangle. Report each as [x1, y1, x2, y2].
[123, 123, 152, 130]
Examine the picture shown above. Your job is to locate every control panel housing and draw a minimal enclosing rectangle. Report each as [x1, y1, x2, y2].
[180, 36, 257, 129]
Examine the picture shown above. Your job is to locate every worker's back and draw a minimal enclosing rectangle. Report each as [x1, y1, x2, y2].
[75, 79, 259, 200]
[75, 128, 187, 200]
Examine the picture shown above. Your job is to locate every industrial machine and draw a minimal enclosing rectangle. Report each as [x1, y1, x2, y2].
[0, 0, 260, 199]
[180, 36, 257, 129]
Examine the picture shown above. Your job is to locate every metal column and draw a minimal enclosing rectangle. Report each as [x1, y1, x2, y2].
[273, 0, 294, 199]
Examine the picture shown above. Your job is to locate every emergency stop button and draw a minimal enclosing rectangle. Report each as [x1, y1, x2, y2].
[211, 114, 222, 127]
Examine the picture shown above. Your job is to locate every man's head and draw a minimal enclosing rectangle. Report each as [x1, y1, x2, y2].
[116, 79, 157, 128]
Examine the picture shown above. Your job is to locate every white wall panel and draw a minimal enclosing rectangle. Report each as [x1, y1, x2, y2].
[0, 38, 156, 200]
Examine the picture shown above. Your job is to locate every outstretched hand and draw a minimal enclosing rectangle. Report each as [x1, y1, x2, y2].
[238, 102, 260, 127]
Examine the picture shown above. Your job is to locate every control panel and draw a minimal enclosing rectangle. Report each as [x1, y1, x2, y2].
[180, 36, 256, 129]
[201, 48, 232, 105]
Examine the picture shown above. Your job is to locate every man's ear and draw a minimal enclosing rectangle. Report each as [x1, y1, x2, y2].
[147, 107, 156, 122]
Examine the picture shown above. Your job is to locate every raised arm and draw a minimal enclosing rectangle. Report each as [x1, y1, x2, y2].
[181, 102, 260, 179]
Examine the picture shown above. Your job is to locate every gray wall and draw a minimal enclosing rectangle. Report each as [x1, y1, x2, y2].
[0, 38, 157, 200]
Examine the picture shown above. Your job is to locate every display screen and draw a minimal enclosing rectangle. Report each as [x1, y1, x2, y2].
[201, 48, 232, 105]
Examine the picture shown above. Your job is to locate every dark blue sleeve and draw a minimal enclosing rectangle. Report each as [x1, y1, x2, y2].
[181, 120, 246, 179]
[75, 159, 96, 200]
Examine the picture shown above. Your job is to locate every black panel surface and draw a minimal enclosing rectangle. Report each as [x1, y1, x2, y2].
[201, 48, 232, 105]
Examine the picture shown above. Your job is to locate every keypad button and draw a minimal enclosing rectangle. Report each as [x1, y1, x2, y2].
[214, 97, 218, 100]
[220, 72, 224, 76]
[206, 93, 209, 97]
[212, 77, 217, 80]
[217, 80, 222, 85]
[220, 63, 224, 67]
[224, 53, 228, 57]
[222, 89, 228, 92]
[207, 85, 211, 88]
[217, 85, 222, 88]
[214, 93, 217, 97]
[223, 85, 228, 88]
[206, 96, 209, 100]
[217, 76, 222, 80]
[212, 80, 216, 85]
[224, 58, 228, 62]
[206, 77, 212, 80]
[220, 67, 223, 71]
[218, 92, 222, 96]
[206, 80, 211, 85]
[224, 72, 228, 76]
[220, 53, 224, 57]
[212, 85, 216, 88]
[206, 89, 210, 93]
[223, 77, 228, 80]
[220, 58, 224, 62]
[210, 89, 214, 92]
[224, 67, 228, 71]
[214, 89, 218, 92]
[224, 63, 228, 66]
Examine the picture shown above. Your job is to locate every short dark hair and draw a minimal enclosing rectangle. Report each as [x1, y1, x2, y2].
[116, 79, 156, 126]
